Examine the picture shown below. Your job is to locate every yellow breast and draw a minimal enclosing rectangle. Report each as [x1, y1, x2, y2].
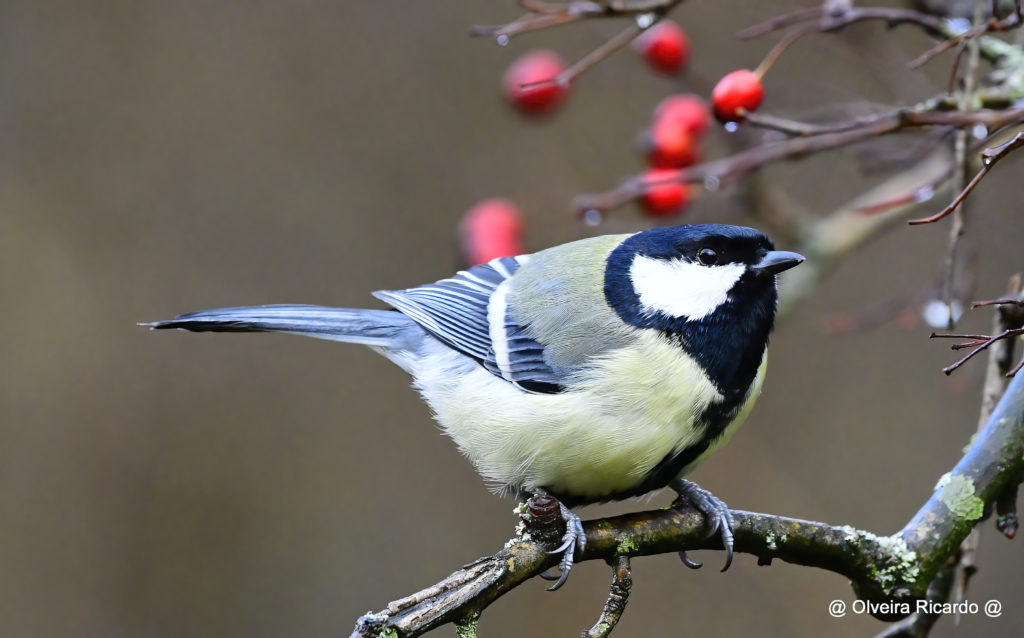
[416, 331, 767, 503]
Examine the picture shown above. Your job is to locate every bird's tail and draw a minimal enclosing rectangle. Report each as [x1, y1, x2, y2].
[142, 304, 419, 349]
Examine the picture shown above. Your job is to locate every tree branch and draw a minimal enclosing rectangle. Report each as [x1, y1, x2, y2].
[350, 371, 1024, 637]
[901, 369, 1024, 587]
[572, 105, 1024, 217]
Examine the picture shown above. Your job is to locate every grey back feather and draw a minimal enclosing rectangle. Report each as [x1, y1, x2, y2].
[506, 234, 636, 376]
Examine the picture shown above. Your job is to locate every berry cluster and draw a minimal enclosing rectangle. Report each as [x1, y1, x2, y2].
[465, 15, 770, 262]
[637, 95, 709, 216]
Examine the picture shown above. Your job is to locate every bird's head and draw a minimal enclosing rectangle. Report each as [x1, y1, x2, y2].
[604, 224, 803, 331]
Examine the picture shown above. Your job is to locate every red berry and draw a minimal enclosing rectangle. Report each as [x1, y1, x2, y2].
[502, 50, 568, 115]
[643, 94, 708, 167]
[643, 117, 699, 168]
[633, 20, 690, 74]
[460, 198, 525, 265]
[711, 69, 764, 122]
[640, 170, 691, 217]
[654, 94, 711, 137]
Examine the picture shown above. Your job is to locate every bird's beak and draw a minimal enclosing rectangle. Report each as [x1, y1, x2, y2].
[752, 250, 805, 276]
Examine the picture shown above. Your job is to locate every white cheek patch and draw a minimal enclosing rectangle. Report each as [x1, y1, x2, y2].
[629, 255, 746, 320]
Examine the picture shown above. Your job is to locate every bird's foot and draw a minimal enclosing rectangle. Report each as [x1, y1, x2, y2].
[670, 478, 735, 572]
[524, 491, 585, 591]
[543, 502, 586, 591]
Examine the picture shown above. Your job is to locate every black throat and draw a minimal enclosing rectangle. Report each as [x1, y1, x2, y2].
[604, 253, 778, 430]
[664, 276, 776, 418]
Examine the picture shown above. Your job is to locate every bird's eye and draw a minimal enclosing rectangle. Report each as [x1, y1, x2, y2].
[697, 248, 718, 266]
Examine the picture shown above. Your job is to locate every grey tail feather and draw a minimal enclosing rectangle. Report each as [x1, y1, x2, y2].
[141, 304, 417, 348]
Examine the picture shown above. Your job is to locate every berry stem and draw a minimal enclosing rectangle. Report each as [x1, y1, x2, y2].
[752, 25, 805, 79]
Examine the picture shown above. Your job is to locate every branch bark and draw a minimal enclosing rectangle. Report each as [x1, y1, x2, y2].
[351, 371, 1024, 637]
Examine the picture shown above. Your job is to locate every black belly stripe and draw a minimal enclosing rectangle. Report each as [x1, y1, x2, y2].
[552, 439, 710, 508]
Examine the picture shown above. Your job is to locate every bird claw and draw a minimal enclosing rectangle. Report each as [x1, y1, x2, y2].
[678, 550, 703, 569]
[549, 535, 576, 556]
[545, 502, 585, 591]
[672, 479, 735, 573]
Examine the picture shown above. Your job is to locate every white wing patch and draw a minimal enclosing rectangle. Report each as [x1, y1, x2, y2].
[629, 255, 745, 320]
[487, 279, 513, 377]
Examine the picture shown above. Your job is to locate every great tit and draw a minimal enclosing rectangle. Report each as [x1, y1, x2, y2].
[146, 223, 803, 589]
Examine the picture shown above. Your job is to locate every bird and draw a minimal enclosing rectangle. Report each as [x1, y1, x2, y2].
[145, 223, 803, 589]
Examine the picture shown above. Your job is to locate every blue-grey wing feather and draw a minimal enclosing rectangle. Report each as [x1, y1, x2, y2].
[374, 256, 564, 392]
[482, 317, 564, 390]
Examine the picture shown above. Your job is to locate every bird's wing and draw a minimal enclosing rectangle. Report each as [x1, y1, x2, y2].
[373, 256, 564, 393]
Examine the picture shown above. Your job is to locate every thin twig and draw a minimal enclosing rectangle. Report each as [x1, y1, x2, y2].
[471, 11, 585, 40]
[582, 556, 632, 638]
[908, 8, 1022, 69]
[907, 151, 985, 225]
[752, 23, 811, 78]
[908, 132, 1024, 225]
[738, 6, 948, 42]
[470, 1, 605, 40]
[952, 339, 992, 349]
[933, 328, 1024, 375]
[739, 3, 1012, 65]
[521, 22, 644, 90]
[736, 6, 827, 39]
[1008, 357, 1024, 377]
[742, 109, 898, 137]
[744, 6, 958, 80]
[929, 332, 992, 340]
[470, 0, 682, 41]
[973, 295, 1024, 308]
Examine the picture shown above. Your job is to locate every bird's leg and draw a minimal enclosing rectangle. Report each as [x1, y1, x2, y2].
[547, 500, 586, 590]
[670, 478, 735, 572]
[521, 489, 586, 591]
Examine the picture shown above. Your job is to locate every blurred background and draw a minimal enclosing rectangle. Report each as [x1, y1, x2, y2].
[2, 1, 1023, 636]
